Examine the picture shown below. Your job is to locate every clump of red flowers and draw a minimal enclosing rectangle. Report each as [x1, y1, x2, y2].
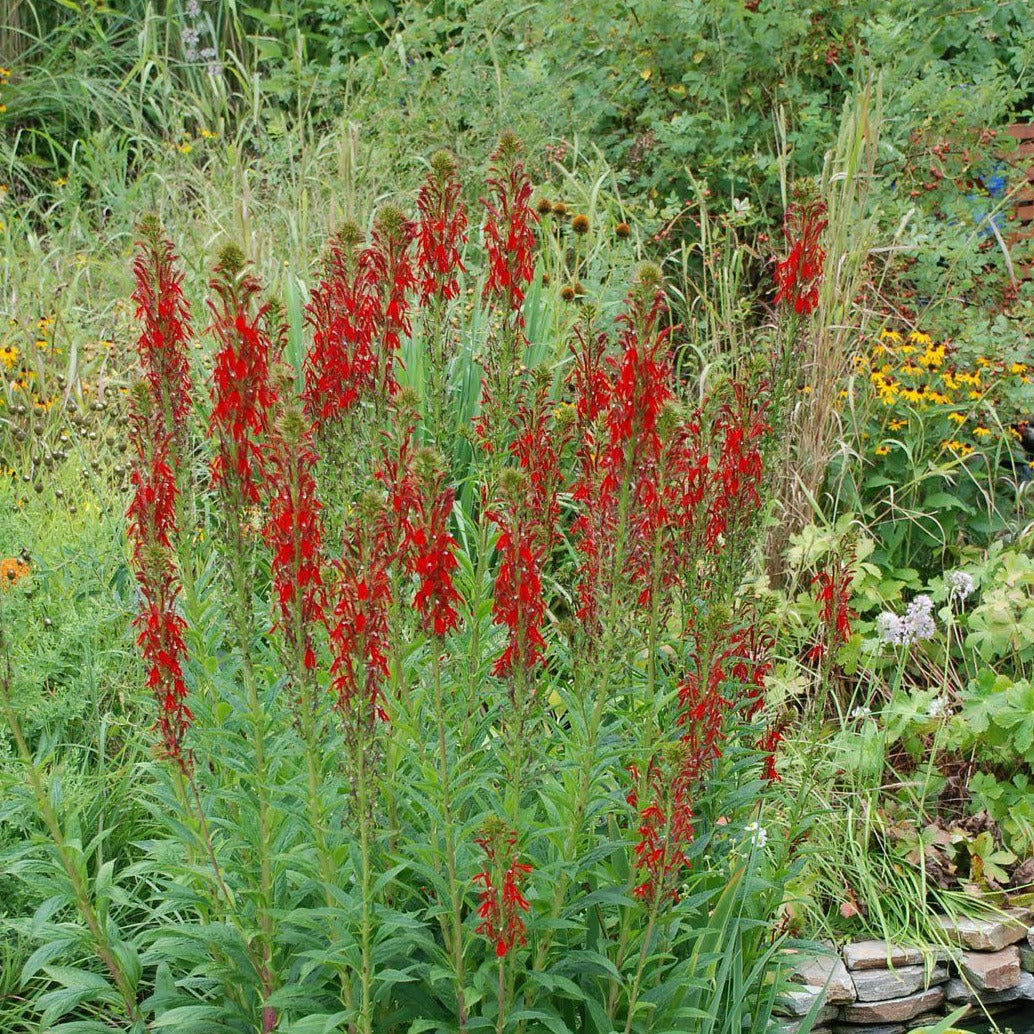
[208, 245, 279, 508]
[482, 131, 537, 323]
[601, 264, 672, 503]
[629, 614, 776, 899]
[263, 402, 326, 674]
[407, 448, 461, 638]
[329, 491, 395, 730]
[363, 204, 417, 404]
[509, 368, 567, 558]
[774, 198, 827, 316]
[488, 471, 547, 680]
[806, 553, 856, 663]
[567, 314, 614, 633]
[127, 221, 196, 770]
[416, 151, 468, 307]
[473, 818, 532, 958]
[704, 382, 771, 551]
[131, 216, 194, 443]
[127, 422, 193, 769]
[626, 750, 696, 902]
[304, 225, 375, 429]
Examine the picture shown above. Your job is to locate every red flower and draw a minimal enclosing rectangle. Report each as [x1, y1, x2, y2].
[482, 132, 537, 323]
[509, 374, 566, 559]
[629, 615, 776, 899]
[473, 821, 532, 958]
[263, 408, 326, 673]
[127, 428, 191, 769]
[303, 226, 377, 427]
[127, 437, 179, 553]
[568, 319, 614, 632]
[626, 761, 694, 903]
[407, 452, 461, 638]
[807, 554, 856, 663]
[704, 382, 770, 551]
[131, 217, 194, 442]
[361, 204, 417, 402]
[774, 199, 827, 316]
[416, 151, 468, 307]
[489, 480, 547, 679]
[128, 220, 194, 770]
[208, 249, 279, 507]
[134, 563, 192, 768]
[601, 268, 671, 503]
[329, 495, 395, 729]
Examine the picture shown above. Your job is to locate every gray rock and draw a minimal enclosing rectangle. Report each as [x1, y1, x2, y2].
[775, 986, 824, 1018]
[850, 963, 946, 1002]
[841, 940, 924, 970]
[790, 954, 856, 1004]
[1020, 945, 1034, 973]
[1029, 924, 1034, 951]
[946, 969, 1034, 1006]
[832, 1024, 905, 1034]
[960, 945, 1021, 991]
[839, 987, 944, 1024]
[772, 1006, 837, 1033]
[936, 912, 1029, 951]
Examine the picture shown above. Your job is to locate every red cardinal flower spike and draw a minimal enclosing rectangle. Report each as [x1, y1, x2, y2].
[774, 198, 827, 316]
[407, 449, 461, 639]
[264, 403, 327, 676]
[207, 245, 279, 508]
[473, 818, 532, 958]
[416, 150, 468, 308]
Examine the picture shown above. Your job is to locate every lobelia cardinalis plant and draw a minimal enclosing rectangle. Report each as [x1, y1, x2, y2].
[3, 137, 803, 1034]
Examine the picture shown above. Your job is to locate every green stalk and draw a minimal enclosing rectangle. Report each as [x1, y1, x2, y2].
[356, 747, 375, 1034]
[226, 524, 278, 1025]
[433, 647, 469, 1031]
[298, 686, 358, 1021]
[618, 805, 678, 1034]
[496, 955, 507, 1034]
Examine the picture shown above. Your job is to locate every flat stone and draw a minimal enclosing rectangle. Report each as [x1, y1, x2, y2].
[1029, 924, 1034, 951]
[1020, 945, 1034, 973]
[961, 946, 1021, 992]
[775, 986, 823, 1018]
[936, 912, 1029, 951]
[832, 1024, 905, 1034]
[898, 1017, 946, 1033]
[772, 1007, 837, 1033]
[842, 940, 924, 970]
[851, 963, 946, 1001]
[790, 954, 856, 1003]
[839, 986, 944, 1024]
[946, 969, 1034, 1006]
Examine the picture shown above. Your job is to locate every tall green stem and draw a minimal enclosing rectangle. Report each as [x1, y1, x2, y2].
[434, 648, 469, 1031]
[226, 527, 278, 1027]
[357, 749, 375, 1034]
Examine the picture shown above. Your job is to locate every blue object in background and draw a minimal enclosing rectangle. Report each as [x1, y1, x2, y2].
[967, 160, 1009, 238]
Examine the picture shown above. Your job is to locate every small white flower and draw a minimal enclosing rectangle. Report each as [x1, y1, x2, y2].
[946, 570, 974, 602]
[745, 821, 767, 849]
[850, 705, 872, 720]
[903, 595, 936, 642]
[876, 596, 936, 646]
[927, 695, 953, 719]
[876, 611, 902, 643]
